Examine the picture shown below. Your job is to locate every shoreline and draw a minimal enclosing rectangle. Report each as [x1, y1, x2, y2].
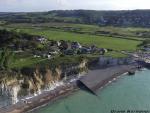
[0, 64, 142, 113]
[30, 68, 136, 113]
[27, 88, 80, 113]
[78, 64, 139, 94]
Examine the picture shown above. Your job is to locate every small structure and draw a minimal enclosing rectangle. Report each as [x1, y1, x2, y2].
[71, 42, 82, 49]
[64, 49, 75, 55]
[35, 36, 47, 44]
[80, 47, 91, 54]
[143, 46, 150, 51]
[128, 70, 135, 75]
[98, 56, 134, 67]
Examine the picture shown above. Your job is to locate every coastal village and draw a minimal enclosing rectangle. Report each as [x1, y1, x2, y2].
[0, 28, 150, 113]
[14, 35, 107, 58]
[1, 2, 150, 112]
[0, 31, 108, 107]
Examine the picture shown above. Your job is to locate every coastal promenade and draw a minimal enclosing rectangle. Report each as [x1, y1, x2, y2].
[0, 64, 138, 113]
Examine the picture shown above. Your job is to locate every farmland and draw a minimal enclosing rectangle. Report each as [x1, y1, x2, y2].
[1, 22, 145, 69]
[22, 29, 141, 51]
[4, 23, 142, 51]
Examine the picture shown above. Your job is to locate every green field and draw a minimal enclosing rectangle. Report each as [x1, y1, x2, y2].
[3, 22, 143, 51]
[9, 54, 100, 69]
[10, 56, 47, 69]
[14, 28, 141, 51]
[104, 51, 127, 58]
[5, 22, 146, 41]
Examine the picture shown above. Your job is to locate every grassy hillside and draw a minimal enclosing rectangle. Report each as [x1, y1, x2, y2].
[5, 22, 146, 40]
[14, 28, 140, 51]
[1, 10, 150, 27]
[1, 23, 142, 69]
[2, 22, 142, 51]
[0, 10, 148, 70]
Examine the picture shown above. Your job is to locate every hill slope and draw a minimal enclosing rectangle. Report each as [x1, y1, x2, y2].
[1, 10, 150, 27]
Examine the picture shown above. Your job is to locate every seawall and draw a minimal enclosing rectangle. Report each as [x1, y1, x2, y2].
[78, 65, 138, 94]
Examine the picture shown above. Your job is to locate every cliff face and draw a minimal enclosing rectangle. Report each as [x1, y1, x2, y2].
[0, 60, 88, 105]
[0, 78, 20, 104]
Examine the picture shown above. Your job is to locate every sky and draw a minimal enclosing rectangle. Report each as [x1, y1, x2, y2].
[0, 0, 150, 12]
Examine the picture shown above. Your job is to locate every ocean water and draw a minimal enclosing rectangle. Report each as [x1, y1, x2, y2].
[36, 69, 150, 113]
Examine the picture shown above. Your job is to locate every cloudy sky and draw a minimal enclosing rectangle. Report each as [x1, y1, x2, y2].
[0, 0, 150, 12]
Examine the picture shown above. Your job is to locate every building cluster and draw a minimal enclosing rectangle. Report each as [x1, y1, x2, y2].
[33, 36, 108, 59]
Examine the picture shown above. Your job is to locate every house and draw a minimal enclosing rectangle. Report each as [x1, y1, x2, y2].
[42, 53, 52, 59]
[71, 42, 82, 49]
[143, 45, 150, 51]
[99, 48, 107, 55]
[49, 46, 60, 55]
[56, 41, 61, 47]
[35, 36, 47, 44]
[83, 45, 98, 53]
[34, 55, 41, 58]
[49, 50, 59, 55]
[47, 54, 51, 59]
[49, 40, 60, 47]
[59, 40, 71, 50]
[64, 49, 76, 55]
[80, 47, 91, 54]
[33, 50, 50, 58]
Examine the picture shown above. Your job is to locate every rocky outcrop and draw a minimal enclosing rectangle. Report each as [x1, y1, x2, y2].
[44, 68, 55, 89]
[0, 58, 88, 106]
[0, 79, 20, 104]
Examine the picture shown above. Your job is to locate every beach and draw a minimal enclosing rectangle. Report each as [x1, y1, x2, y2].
[0, 81, 78, 113]
[0, 64, 140, 113]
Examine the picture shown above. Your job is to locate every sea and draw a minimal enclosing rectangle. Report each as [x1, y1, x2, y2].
[35, 69, 150, 113]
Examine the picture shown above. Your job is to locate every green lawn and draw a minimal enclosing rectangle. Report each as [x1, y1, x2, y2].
[10, 56, 47, 69]
[10, 54, 98, 69]
[104, 51, 127, 58]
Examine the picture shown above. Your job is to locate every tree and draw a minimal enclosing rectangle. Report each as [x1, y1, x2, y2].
[138, 39, 150, 47]
[0, 48, 14, 70]
[0, 48, 8, 69]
